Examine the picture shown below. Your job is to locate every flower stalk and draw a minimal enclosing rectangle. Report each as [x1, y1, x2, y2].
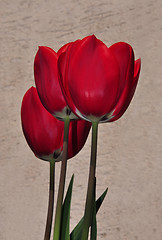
[81, 121, 99, 240]
[53, 116, 70, 240]
[44, 158, 55, 240]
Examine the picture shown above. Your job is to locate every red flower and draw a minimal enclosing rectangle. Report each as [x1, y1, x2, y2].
[34, 43, 77, 120]
[21, 87, 91, 161]
[58, 35, 141, 123]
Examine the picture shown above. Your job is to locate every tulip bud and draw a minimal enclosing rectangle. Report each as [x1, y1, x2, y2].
[21, 87, 91, 161]
[58, 35, 141, 123]
[34, 44, 78, 120]
[21, 87, 64, 161]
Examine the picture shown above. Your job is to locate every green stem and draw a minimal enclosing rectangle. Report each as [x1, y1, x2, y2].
[44, 158, 55, 240]
[53, 116, 70, 240]
[81, 121, 99, 240]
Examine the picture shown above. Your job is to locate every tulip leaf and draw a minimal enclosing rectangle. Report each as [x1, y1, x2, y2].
[61, 174, 74, 240]
[90, 213, 97, 240]
[70, 187, 108, 240]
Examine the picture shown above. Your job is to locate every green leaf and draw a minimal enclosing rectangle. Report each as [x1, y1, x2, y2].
[96, 188, 108, 213]
[90, 215, 97, 240]
[61, 174, 74, 240]
[70, 188, 108, 240]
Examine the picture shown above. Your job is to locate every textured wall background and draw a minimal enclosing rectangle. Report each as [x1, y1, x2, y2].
[0, 0, 162, 239]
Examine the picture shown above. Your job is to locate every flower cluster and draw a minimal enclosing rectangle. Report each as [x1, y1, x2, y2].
[21, 35, 141, 240]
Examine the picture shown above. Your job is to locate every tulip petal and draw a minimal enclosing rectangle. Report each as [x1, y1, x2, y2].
[21, 87, 64, 160]
[133, 58, 141, 84]
[57, 42, 73, 57]
[34, 46, 66, 115]
[109, 58, 141, 122]
[109, 42, 134, 98]
[59, 35, 120, 121]
[58, 47, 80, 119]
[67, 120, 91, 159]
[105, 42, 135, 122]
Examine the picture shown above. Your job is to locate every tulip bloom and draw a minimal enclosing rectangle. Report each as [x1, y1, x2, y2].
[21, 87, 91, 161]
[58, 35, 141, 123]
[34, 43, 78, 120]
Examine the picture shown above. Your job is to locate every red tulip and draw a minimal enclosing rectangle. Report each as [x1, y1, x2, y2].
[58, 35, 141, 123]
[34, 43, 77, 120]
[21, 87, 91, 161]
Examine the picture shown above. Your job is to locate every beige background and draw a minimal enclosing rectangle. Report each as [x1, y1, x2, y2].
[0, 0, 162, 239]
